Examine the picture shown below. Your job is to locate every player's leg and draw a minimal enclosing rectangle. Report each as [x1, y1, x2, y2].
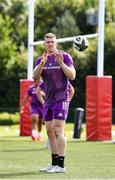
[37, 117, 42, 140]
[40, 120, 59, 172]
[53, 101, 69, 156]
[46, 120, 66, 173]
[45, 120, 58, 154]
[40, 106, 59, 172]
[31, 113, 39, 141]
[54, 120, 66, 156]
[35, 107, 44, 141]
[46, 101, 69, 172]
[30, 105, 40, 140]
[38, 117, 42, 132]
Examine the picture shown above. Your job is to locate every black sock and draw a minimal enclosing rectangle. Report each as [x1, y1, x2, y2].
[58, 156, 65, 168]
[51, 154, 58, 165]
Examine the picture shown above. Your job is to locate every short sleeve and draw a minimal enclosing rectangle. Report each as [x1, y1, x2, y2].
[63, 53, 74, 67]
[35, 56, 42, 67]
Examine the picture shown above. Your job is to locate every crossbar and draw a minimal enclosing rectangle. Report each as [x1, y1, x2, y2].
[31, 33, 98, 46]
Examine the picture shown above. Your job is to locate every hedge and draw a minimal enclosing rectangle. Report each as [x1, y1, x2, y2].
[0, 112, 20, 125]
[0, 108, 115, 126]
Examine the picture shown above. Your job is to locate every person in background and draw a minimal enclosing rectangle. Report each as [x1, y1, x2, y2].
[21, 77, 45, 141]
[33, 32, 76, 173]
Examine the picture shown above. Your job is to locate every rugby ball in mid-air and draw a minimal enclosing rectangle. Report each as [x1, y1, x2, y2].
[73, 36, 89, 51]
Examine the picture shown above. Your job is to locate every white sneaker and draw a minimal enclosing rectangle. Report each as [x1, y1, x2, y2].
[46, 165, 66, 173]
[39, 165, 56, 172]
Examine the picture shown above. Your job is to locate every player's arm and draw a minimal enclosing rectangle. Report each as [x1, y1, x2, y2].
[36, 86, 45, 105]
[33, 52, 48, 79]
[55, 52, 76, 80]
[60, 63, 76, 80]
[69, 84, 75, 102]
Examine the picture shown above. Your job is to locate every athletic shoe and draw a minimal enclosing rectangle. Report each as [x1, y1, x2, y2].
[31, 136, 39, 141]
[39, 165, 56, 172]
[38, 135, 42, 141]
[46, 165, 66, 173]
[31, 135, 42, 141]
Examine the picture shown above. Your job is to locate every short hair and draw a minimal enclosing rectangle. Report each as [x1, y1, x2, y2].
[44, 33, 56, 40]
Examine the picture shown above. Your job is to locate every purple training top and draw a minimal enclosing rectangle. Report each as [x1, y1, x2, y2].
[35, 51, 74, 104]
[28, 82, 44, 107]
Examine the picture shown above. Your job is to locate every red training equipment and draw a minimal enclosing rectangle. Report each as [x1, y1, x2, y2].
[86, 76, 112, 141]
[20, 79, 33, 136]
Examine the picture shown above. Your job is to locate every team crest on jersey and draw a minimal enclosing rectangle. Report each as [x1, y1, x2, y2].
[58, 112, 63, 117]
[49, 63, 52, 66]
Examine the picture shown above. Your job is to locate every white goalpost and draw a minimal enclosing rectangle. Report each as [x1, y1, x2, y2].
[32, 33, 98, 46]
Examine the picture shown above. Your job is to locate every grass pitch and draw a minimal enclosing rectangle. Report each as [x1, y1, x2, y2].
[0, 124, 115, 179]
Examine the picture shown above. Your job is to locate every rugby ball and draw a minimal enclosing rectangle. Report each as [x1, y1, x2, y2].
[73, 36, 89, 51]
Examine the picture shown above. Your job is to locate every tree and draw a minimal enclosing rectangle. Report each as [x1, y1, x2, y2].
[0, 0, 115, 111]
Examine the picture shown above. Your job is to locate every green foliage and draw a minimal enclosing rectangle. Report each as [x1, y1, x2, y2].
[0, 0, 28, 46]
[105, 23, 115, 75]
[0, 0, 115, 110]
[104, 23, 115, 106]
[51, 10, 80, 38]
[0, 112, 20, 125]
[105, 0, 115, 23]
[0, 0, 28, 108]
[0, 15, 17, 66]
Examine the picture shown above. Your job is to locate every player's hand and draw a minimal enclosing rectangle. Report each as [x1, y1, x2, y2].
[55, 52, 64, 66]
[41, 52, 48, 66]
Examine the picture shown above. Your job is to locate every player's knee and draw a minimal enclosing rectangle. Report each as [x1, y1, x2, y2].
[55, 128, 63, 138]
[46, 127, 53, 136]
[54, 130, 59, 137]
[54, 125, 60, 136]
[32, 119, 37, 124]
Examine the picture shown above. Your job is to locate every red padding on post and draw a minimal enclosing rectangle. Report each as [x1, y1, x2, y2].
[86, 76, 112, 141]
[20, 79, 33, 136]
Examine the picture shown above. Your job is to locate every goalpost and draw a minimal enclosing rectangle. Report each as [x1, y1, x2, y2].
[20, 0, 112, 140]
[86, 0, 112, 141]
[27, 0, 98, 80]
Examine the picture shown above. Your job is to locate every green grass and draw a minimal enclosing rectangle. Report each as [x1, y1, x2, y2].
[0, 124, 115, 179]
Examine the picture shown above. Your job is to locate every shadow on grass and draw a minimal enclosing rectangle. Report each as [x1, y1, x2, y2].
[0, 148, 48, 152]
[0, 136, 46, 143]
[68, 140, 115, 146]
[68, 140, 86, 143]
[0, 171, 48, 178]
